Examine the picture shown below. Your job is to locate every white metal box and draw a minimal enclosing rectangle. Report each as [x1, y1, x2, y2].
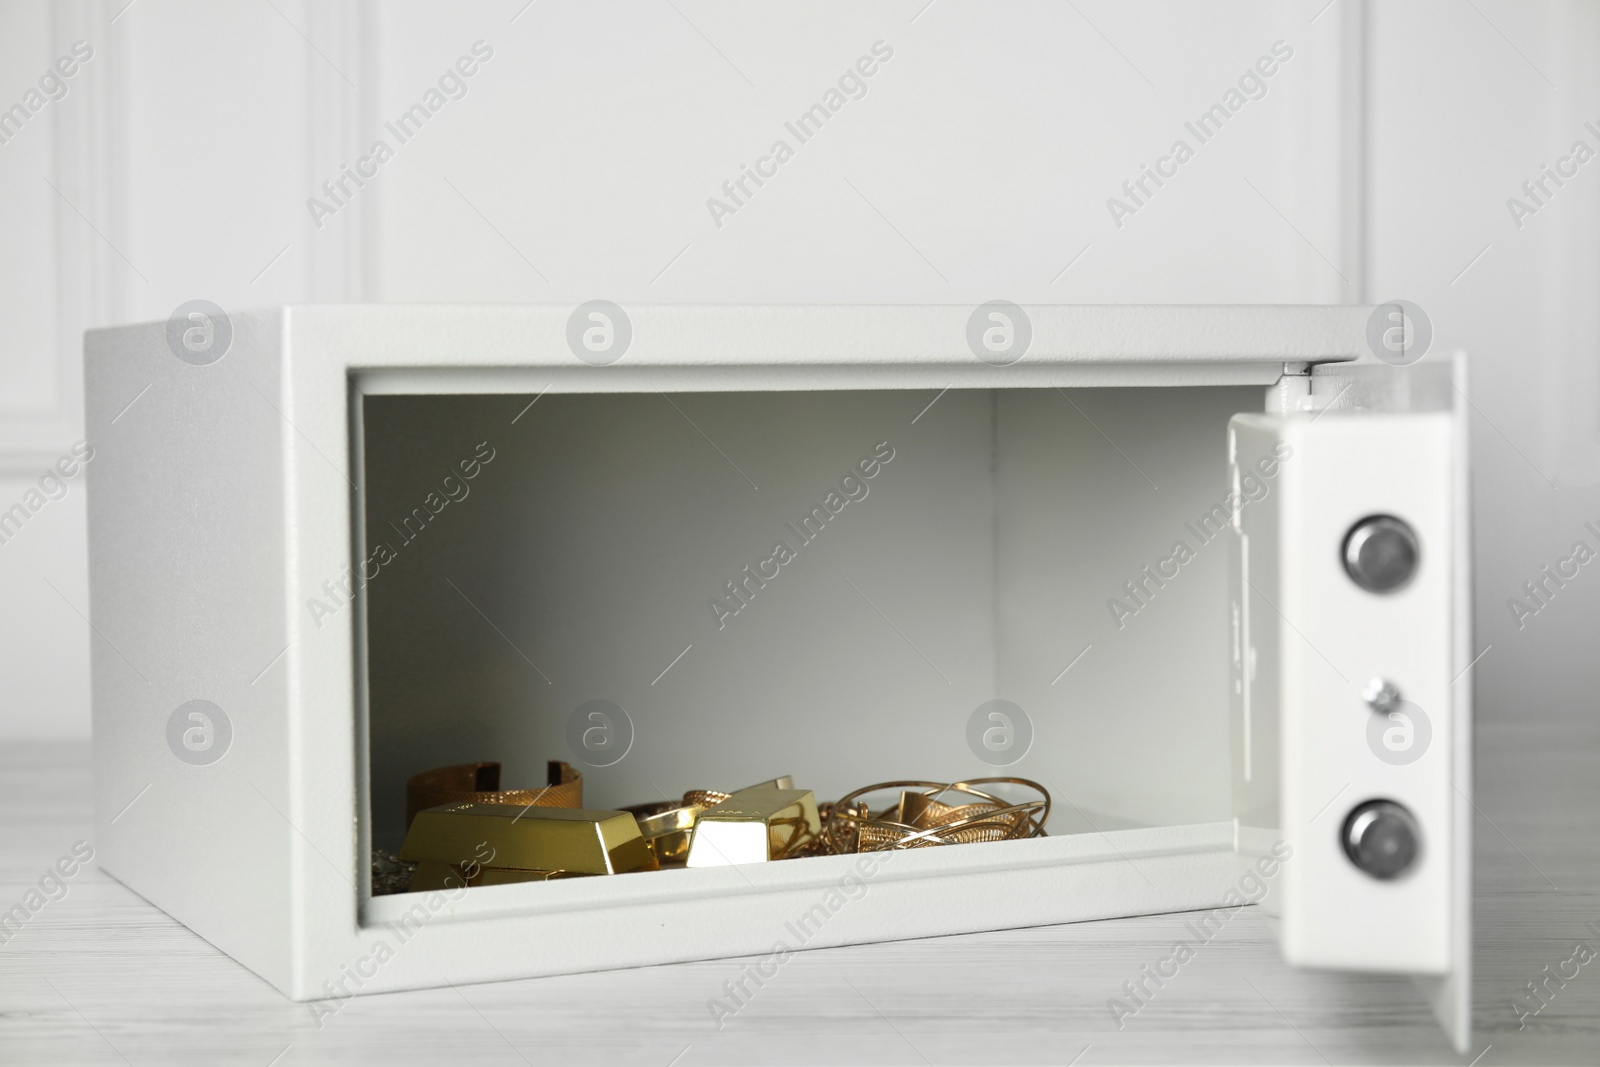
[84, 305, 1472, 1048]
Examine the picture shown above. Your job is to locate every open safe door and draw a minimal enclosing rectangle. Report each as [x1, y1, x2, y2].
[1229, 357, 1473, 1053]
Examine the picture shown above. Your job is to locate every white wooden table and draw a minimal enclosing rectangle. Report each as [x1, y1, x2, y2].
[2, 725, 1594, 1065]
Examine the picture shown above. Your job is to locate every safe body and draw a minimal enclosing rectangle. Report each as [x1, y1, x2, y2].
[84, 306, 1471, 1049]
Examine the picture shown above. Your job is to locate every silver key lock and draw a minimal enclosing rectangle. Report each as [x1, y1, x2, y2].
[1342, 799, 1420, 879]
[1342, 515, 1419, 593]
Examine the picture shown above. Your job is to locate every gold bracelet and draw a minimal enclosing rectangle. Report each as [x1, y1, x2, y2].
[680, 789, 731, 809]
[822, 778, 1050, 854]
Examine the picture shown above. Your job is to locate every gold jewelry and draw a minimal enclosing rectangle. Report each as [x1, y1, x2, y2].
[680, 789, 731, 809]
[383, 769, 1053, 894]
[822, 778, 1050, 854]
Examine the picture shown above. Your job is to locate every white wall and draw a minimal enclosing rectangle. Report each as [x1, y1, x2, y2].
[1, 0, 1595, 741]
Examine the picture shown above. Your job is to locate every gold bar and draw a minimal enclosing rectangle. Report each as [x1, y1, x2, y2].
[399, 802, 652, 875]
[407, 860, 473, 893]
[628, 780, 794, 868]
[686, 785, 820, 867]
[626, 801, 703, 868]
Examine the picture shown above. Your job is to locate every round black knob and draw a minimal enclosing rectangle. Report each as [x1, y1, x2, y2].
[1342, 799, 1420, 879]
[1342, 515, 1419, 593]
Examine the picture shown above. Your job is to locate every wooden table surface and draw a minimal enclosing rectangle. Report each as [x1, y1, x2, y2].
[2, 724, 1596, 1065]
